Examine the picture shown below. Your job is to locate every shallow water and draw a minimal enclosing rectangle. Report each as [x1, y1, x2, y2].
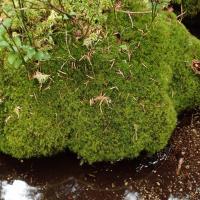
[0, 150, 170, 200]
[0, 180, 42, 200]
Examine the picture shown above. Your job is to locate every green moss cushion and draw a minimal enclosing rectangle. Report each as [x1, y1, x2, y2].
[0, 1, 200, 163]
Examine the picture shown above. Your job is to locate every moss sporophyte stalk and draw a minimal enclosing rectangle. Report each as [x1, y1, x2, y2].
[0, 0, 200, 163]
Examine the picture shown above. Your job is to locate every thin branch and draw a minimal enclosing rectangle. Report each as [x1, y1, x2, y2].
[177, 11, 186, 20]
[116, 10, 152, 15]
[128, 13, 134, 28]
[11, 0, 17, 9]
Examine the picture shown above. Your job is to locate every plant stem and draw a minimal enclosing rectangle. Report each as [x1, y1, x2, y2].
[3, 36, 16, 53]
[111, 0, 117, 18]
[151, 0, 158, 23]
[11, 0, 17, 9]
[18, 0, 33, 46]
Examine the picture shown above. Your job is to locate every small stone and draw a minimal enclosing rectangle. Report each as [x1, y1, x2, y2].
[124, 181, 128, 186]
[191, 129, 197, 134]
[156, 182, 161, 186]
[185, 165, 190, 169]
[129, 185, 133, 190]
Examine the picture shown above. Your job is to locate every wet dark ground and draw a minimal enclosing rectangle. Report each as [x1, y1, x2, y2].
[183, 13, 200, 39]
[0, 109, 200, 200]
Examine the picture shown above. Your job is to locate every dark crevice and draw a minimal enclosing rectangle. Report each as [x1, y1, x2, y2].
[171, 2, 200, 39]
[182, 12, 200, 39]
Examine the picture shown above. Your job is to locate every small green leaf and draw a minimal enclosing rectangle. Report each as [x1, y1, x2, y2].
[2, 4, 15, 17]
[23, 46, 36, 61]
[0, 41, 9, 48]
[3, 18, 12, 28]
[34, 51, 50, 61]
[8, 53, 19, 65]
[63, 15, 69, 20]
[7, 53, 22, 68]
[14, 58, 22, 69]
[69, 11, 76, 16]
[0, 26, 6, 36]
[120, 44, 128, 51]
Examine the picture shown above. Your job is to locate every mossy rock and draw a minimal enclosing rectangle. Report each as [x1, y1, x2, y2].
[0, 1, 200, 163]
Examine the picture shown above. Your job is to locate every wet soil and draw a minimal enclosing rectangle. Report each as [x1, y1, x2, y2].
[0, 109, 200, 200]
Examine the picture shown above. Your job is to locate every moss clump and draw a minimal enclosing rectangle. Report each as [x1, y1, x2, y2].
[0, 1, 200, 163]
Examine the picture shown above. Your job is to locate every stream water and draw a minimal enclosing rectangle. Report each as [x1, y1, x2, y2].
[0, 145, 172, 200]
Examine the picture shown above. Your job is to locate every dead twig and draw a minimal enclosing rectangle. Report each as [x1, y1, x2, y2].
[32, 71, 50, 90]
[14, 106, 21, 118]
[176, 157, 184, 176]
[128, 12, 134, 28]
[116, 69, 125, 78]
[90, 92, 111, 113]
[177, 11, 186, 20]
[116, 10, 152, 15]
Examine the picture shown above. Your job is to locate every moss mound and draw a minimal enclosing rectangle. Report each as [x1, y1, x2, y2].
[0, 1, 200, 163]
